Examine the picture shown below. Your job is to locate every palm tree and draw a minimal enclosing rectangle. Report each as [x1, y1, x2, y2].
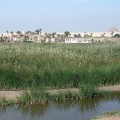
[111, 31, 114, 37]
[91, 33, 93, 37]
[6, 30, 9, 42]
[101, 33, 105, 37]
[35, 29, 39, 34]
[39, 28, 42, 35]
[45, 33, 51, 38]
[6, 30, 9, 34]
[52, 32, 56, 37]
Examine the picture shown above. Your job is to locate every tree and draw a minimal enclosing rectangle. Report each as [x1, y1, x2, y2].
[26, 31, 30, 34]
[64, 31, 70, 37]
[111, 31, 114, 37]
[52, 32, 56, 37]
[35, 28, 42, 35]
[10, 31, 13, 35]
[35, 29, 39, 34]
[57, 34, 61, 38]
[39, 28, 42, 35]
[73, 34, 78, 38]
[6, 31, 9, 37]
[101, 33, 106, 37]
[78, 34, 81, 38]
[0, 34, 3, 42]
[45, 33, 51, 38]
[16, 31, 21, 34]
[84, 32, 86, 37]
[0, 36, 2, 42]
[90, 33, 93, 37]
[114, 34, 120, 37]
[23, 35, 29, 42]
[6, 30, 9, 34]
[5, 31, 9, 42]
[39, 28, 42, 32]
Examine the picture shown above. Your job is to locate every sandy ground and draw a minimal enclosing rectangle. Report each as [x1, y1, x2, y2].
[46, 88, 79, 95]
[0, 85, 120, 101]
[92, 115, 120, 120]
[0, 89, 79, 101]
[0, 85, 120, 120]
[99, 85, 120, 91]
[0, 91, 23, 101]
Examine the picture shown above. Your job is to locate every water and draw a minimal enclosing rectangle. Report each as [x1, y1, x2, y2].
[0, 92, 120, 120]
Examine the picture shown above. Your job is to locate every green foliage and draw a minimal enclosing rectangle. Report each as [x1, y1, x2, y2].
[35, 29, 40, 34]
[16, 31, 21, 34]
[18, 89, 49, 105]
[64, 31, 70, 37]
[0, 42, 120, 90]
[51, 91, 78, 101]
[0, 98, 14, 106]
[17, 88, 108, 105]
[0, 98, 8, 106]
[79, 83, 107, 99]
[114, 34, 120, 37]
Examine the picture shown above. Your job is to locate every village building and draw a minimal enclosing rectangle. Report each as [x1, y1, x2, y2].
[11, 35, 18, 41]
[51, 38, 56, 43]
[65, 37, 92, 43]
[0, 27, 120, 43]
[45, 38, 50, 43]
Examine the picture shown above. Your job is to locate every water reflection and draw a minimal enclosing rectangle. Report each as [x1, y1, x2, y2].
[16, 103, 50, 118]
[0, 106, 7, 115]
[109, 92, 120, 101]
[0, 92, 120, 120]
[53, 98, 101, 113]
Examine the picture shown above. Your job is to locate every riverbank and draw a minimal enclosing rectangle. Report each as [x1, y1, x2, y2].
[0, 85, 120, 101]
[92, 111, 120, 120]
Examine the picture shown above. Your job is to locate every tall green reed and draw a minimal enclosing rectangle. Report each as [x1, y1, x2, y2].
[0, 42, 119, 89]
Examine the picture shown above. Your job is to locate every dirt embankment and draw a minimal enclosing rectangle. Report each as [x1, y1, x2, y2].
[99, 85, 120, 91]
[93, 116, 120, 120]
[0, 85, 120, 101]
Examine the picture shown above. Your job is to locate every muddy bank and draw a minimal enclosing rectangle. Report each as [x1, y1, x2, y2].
[0, 85, 120, 101]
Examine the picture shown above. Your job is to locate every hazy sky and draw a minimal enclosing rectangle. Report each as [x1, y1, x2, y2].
[0, 0, 120, 33]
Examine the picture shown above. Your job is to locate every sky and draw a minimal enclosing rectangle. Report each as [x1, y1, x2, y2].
[0, 0, 120, 33]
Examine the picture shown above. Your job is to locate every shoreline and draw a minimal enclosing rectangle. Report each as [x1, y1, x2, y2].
[0, 85, 120, 101]
[92, 111, 120, 120]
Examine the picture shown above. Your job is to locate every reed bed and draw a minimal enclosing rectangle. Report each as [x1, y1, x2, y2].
[0, 42, 120, 89]
[18, 90, 49, 105]
[13, 88, 108, 105]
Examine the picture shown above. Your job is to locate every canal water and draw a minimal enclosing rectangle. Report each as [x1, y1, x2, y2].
[0, 92, 120, 120]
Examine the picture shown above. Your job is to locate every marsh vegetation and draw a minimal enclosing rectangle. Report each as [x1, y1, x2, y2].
[0, 42, 120, 103]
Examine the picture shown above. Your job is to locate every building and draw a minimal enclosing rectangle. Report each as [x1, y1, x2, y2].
[65, 38, 92, 43]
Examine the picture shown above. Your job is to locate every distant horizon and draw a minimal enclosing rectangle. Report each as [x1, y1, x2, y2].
[0, 27, 120, 34]
[0, 0, 120, 33]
